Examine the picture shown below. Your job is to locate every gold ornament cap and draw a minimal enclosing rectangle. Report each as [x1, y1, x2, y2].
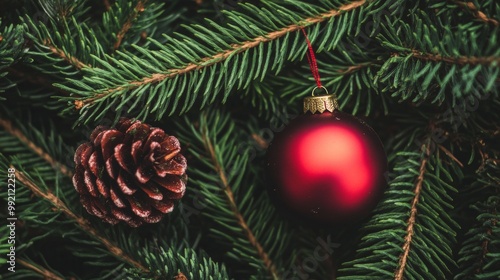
[303, 86, 339, 114]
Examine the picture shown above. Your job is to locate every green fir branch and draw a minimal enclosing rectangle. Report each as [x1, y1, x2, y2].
[0, 224, 10, 266]
[319, 48, 387, 115]
[23, 15, 101, 71]
[338, 136, 461, 280]
[393, 141, 432, 280]
[58, 0, 368, 123]
[0, 117, 72, 177]
[448, 0, 499, 26]
[98, 0, 183, 53]
[174, 109, 315, 279]
[0, 20, 25, 97]
[36, 0, 88, 20]
[0, 111, 150, 276]
[14, 168, 150, 274]
[375, 10, 500, 107]
[111, 0, 148, 51]
[2, 259, 64, 280]
[1, 1, 500, 279]
[16, 258, 64, 280]
[176, 109, 279, 279]
[129, 246, 230, 280]
[455, 157, 500, 279]
[201, 117, 278, 279]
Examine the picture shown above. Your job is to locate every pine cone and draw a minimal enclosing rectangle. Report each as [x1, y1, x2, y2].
[72, 118, 187, 227]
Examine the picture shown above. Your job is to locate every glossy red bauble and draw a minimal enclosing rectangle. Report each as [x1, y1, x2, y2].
[266, 111, 387, 225]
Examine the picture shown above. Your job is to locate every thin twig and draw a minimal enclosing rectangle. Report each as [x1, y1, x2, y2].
[477, 139, 490, 172]
[113, 0, 147, 51]
[16, 172, 150, 273]
[43, 39, 89, 70]
[450, 0, 499, 26]
[475, 163, 498, 274]
[202, 126, 279, 280]
[394, 141, 431, 280]
[476, 227, 493, 274]
[438, 144, 464, 167]
[17, 258, 64, 280]
[74, 0, 367, 109]
[251, 133, 269, 150]
[0, 117, 73, 178]
[338, 62, 374, 74]
[410, 50, 500, 66]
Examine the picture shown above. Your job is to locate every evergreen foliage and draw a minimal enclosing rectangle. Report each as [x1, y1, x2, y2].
[338, 140, 462, 280]
[456, 149, 500, 279]
[0, 19, 25, 97]
[0, 0, 499, 279]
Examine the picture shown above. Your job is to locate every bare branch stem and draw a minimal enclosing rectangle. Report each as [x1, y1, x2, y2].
[394, 140, 431, 280]
[18, 258, 64, 280]
[450, 0, 499, 26]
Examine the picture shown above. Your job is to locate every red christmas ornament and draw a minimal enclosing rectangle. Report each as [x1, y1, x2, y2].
[266, 92, 387, 225]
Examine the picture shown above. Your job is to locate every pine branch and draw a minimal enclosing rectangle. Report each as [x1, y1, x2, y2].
[175, 110, 301, 278]
[394, 140, 431, 280]
[478, 226, 494, 273]
[22, 15, 105, 74]
[43, 39, 89, 70]
[137, 245, 230, 279]
[306, 48, 387, 115]
[455, 156, 500, 279]
[1, 20, 25, 95]
[73, 0, 366, 110]
[15, 171, 150, 274]
[450, 0, 500, 26]
[0, 117, 72, 177]
[459, 207, 499, 278]
[113, 0, 147, 51]
[202, 125, 278, 280]
[17, 258, 64, 280]
[375, 10, 500, 107]
[338, 126, 460, 279]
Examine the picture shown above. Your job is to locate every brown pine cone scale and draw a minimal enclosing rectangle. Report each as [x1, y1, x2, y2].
[73, 118, 187, 227]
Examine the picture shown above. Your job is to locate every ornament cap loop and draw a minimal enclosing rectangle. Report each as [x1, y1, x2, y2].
[311, 86, 328, 96]
[303, 90, 339, 114]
